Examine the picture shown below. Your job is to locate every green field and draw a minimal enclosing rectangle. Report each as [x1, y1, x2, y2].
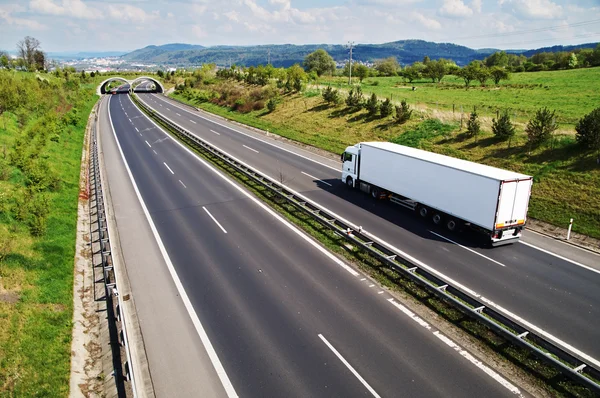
[319, 67, 600, 128]
[171, 68, 600, 238]
[0, 71, 98, 396]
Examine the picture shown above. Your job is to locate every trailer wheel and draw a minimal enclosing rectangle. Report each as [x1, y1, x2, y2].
[446, 219, 457, 232]
[432, 213, 443, 225]
[371, 187, 379, 199]
[417, 206, 428, 218]
[346, 177, 353, 188]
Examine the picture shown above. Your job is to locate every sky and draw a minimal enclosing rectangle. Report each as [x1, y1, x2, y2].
[0, 0, 599, 53]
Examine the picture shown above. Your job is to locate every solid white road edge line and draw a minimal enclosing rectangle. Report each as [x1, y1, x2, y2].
[386, 299, 523, 396]
[163, 162, 174, 174]
[301, 171, 332, 187]
[317, 334, 381, 398]
[203, 207, 228, 234]
[134, 94, 600, 368]
[106, 96, 238, 398]
[243, 144, 259, 153]
[130, 95, 359, 277]
[146, 94, 339, 171]
[520, 240, 600, 275]
[429, 231, 507, 267]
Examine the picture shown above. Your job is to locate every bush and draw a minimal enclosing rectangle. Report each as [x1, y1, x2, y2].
[379, 98, 393, 118]
[575, 107, 600, 151]
[322, 86, 340, 105]
[492, 111, 516, 140]
[267, 98, 277, 112]
[345, 86, 364, 109]
[366, 93, 379, 116]
[394, 100, 412, 124]
[466, 111, 480, 137]
[526, 107, 557, 146]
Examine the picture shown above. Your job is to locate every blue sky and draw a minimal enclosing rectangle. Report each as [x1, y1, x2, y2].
[0, 0, 599, 53]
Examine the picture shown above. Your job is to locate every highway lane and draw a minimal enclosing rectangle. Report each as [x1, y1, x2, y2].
[138, 92, 600, 364]
[109, 94, 523, 397]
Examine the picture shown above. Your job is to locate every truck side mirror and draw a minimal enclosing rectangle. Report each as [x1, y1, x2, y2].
[341, 153, 345, 161]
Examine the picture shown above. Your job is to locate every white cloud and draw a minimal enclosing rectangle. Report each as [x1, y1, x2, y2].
[411, 11, 442, 30]
[471, 0, 482, 13]
[439, 0, 473, 18]
[192, 4, 207, 15]
[0, 6, 46, 30]
[500, 0, 563, 19]
[223, 10, 240, 22]
[492, 20, 515, 33]
[29, 0, 102, 19]
[108, 4, 159, 23]
[192, 25, 207, 39]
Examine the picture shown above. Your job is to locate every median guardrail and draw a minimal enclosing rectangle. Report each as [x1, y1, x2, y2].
[133, 93, 600, 394]
[89, 111, 137, 397]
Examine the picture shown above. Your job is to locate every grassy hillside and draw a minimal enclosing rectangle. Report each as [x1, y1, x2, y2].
[320, 67, 600, 126]
[170, 69, 600, 238]
[0, 71, 98, 396]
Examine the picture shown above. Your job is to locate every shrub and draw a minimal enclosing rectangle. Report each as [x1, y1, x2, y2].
[379, 98, 393, 118]
[28, 192, 49, 236]
[366, 93, 379, 117]
[526, 107, 557, 146]
[492, 111, 516, 140]
[394, 100, 412, 124]
[345, 86, 364, 109]
[267, 98, 277, 112]
[575, 107, 600, 151]
[322, 86, 340, 105]
[466, 111, 480, 137]
[252, 100, 265, 111]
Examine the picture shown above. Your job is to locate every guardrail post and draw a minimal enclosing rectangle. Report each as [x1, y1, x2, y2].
[567, 218, 574, 240]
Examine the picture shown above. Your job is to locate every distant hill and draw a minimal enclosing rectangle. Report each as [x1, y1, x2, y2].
[121, 40, 599, 67]
[519, 42, 598, 58]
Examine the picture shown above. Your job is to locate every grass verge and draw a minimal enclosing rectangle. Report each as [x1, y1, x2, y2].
[134, 93, 597, 398]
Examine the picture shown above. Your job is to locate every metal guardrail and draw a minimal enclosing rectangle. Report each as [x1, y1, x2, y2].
[89, 113, 137, 397]
[134, 93, 600, 393]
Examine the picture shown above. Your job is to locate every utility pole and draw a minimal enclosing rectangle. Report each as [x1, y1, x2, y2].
[267, 48, 271, 65]
[346, 41, 355, 85]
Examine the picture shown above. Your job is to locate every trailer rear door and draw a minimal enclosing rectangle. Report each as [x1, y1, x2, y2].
[496, 178, 532, 229]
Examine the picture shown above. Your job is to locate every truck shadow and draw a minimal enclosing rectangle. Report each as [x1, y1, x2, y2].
[312, 178, 494, 250]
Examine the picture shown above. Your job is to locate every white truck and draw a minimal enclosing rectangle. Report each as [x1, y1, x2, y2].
[341, 142, 533, 246]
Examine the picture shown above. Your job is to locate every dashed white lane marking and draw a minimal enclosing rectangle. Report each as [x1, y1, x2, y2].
[190, 120, 197, 124]
[210, 129, 220, 135]
[202, 206, 227, 234]
[163, 162, 174, 174]
[429, 231, 507, 268]
[179, 180, 187, 189]
[135, 127, 139, 132]
[386, 298, 522, 396]
[368, 284, 375, 288]
[128, 118, 132, 123]
[377, 291, 384, 294]
[243, 144, 259, 153]
[176, 113, 181, 116]
[433, 332, 523, 396]
[520, 240, 600, 275]
[139, 133, 142, 136]
[153, 150, 157, 155]
[159, 103, 163, 106]
[145, 141, 151, 148]
[318, 334, 381, 398]
[166, 107, 170, 111]
[360, 278, 366, 281]
[301, 171, 332, 187]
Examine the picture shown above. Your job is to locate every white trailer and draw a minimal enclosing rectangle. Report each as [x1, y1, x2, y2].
[341, 142, 533, 246]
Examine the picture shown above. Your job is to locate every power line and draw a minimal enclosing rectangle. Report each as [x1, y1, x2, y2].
[450, 18, 600, 41]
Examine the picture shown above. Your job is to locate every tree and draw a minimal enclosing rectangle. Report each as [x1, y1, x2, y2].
[423, 59, 449, 83]
[475, 67, 490, 86]
[402, 65, 420, 83]
[484, 51, 509, 68]
[568, 53, 578, 69]
[423, 56, 430, 64]
[575, 107, 600, 152]
[157, 70, 164, 78]
[90, 71, 96, 78]
[492, 111, 516, 140]
[466, 111, 480, 137]
[17, 36, 42, 71]
[457, 64, 477, 87]
[354, 64, 369, 82]
[267, 98, 277, 113]
[380, 98, 393, 118]
[490, 67, 509, 85]
[303, 49, 336, 77]
[322, 86, 340, 105]
[286, 63, 306, 92]
[33, 50, 46, 71]
[0, 53, 9, 69]
[374, 57, 399, 77]
[394, 100, 412, 124]
[526, 107, 558, 146]
[366, 93, 379, 116]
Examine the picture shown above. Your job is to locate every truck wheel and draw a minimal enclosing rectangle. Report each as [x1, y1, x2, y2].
[432, 213, 443, 225]
[346, 177, 353, 188]
[417, 205, 428, 218]
[446, 219, 457, 232]
[371, 187, 379, 199]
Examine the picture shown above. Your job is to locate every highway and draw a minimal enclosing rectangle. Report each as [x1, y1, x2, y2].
[136, 92, 600, 366]
[105, 93, 524, 397]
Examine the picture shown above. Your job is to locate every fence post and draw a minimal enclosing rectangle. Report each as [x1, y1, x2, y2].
[567, 218, 574, 240]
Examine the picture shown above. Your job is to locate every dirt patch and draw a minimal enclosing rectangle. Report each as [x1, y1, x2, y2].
[0, 292, 19, 304]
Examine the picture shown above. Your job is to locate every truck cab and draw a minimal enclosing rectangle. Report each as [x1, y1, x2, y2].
[341, 145, 360, 187]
